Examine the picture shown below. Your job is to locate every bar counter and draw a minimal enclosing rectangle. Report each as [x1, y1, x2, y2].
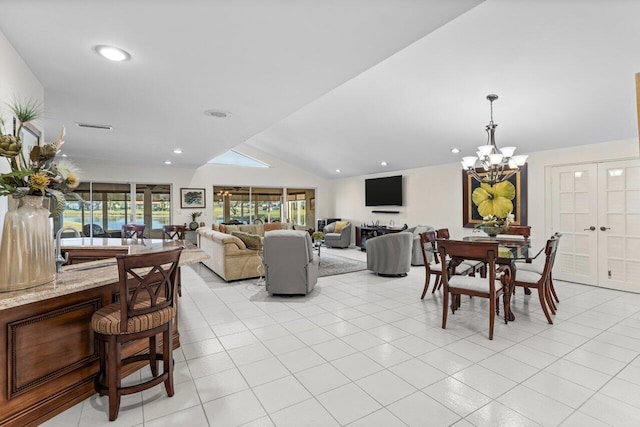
[0, 238, 208, 427]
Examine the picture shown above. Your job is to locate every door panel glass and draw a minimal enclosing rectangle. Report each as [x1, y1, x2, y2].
[627, 167, 640, 189]
[560, 172, 574, 191]
[607, 191, 625, 213]
[628, 214, 640, 235]
[627, 238, 640, 260]
[574, 171, 590, 191]
[627, 190, 640, 213]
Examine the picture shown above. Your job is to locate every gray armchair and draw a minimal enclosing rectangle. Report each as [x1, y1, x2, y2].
[366, 231, 412, 276]
[263, 230, 318, 295]
[323, 221, 351, 248]
[406, 225, 435, 265]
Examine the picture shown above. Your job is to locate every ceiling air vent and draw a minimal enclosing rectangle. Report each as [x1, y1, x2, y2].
[204, 109, 232, 118]
[75, 122, 113, 130]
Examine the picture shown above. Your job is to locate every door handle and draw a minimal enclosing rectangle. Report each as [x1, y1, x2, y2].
[584, 226, 596, 231]
[600, 226, 611, 231]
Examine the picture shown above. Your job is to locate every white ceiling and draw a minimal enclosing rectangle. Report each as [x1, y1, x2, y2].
[1, 0, 639, 179]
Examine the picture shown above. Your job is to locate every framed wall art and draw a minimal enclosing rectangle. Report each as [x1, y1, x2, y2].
[462, 165, 528, 228]
[13, 118, 41, 160]
[180, 188, 206, 209]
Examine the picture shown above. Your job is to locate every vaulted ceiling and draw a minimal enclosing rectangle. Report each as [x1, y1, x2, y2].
[1, 0, 639, 179]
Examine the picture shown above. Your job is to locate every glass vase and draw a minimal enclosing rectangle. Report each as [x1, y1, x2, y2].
[0, 195, 55, 292]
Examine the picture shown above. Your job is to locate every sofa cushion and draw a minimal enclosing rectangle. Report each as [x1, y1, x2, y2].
[333, 221, 349, 234]
[232, 231, 263, 250]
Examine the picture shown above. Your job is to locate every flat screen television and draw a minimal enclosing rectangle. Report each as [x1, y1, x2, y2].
[365, 175, 403, 206]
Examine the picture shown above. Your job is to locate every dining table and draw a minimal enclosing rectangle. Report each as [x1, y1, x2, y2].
[451, 234, 545, 321]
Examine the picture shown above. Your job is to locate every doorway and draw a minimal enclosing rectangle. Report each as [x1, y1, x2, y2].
[550, 159, 640, 292]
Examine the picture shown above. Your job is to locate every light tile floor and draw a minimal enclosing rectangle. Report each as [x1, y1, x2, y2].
[43, 247, 640, 426]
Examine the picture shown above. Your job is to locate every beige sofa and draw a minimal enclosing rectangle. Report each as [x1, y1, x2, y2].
[197, 223, 293, 281]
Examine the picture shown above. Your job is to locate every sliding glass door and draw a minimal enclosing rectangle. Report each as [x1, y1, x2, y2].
[55, 182, 171, 238]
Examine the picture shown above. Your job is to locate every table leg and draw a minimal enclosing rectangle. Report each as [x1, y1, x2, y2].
[501, 265, 515, 322]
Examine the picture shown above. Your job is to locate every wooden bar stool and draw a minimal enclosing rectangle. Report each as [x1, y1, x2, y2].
[91, 248, 183, 421]
[162, 224, 186, 240]
[121, 224, 146, 239]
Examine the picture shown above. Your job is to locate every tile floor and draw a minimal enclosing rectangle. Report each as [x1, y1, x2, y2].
[43, 247, 640, 426]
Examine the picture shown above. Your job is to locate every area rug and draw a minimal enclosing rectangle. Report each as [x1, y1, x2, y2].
[318, 252, 367, 277]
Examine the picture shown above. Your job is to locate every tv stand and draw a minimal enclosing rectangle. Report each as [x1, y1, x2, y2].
[355, 225, 407, 251]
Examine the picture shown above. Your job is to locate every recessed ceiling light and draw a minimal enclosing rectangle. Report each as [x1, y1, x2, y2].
[380, 161, 388, 166]
[451, 148, 461, 154]
[61, 153, 68, 157]
[204, 109, 232, 118]
[95, 45, 130, 62]
[335, 169, 341, 173]
[173, 148, 183, 154]
[164, 160, 172, 165]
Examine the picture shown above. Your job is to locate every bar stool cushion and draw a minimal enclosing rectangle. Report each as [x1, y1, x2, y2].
[92, 301, 175, 335]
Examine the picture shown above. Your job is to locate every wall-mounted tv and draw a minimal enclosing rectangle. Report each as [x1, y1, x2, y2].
[365, 175, 403, 206]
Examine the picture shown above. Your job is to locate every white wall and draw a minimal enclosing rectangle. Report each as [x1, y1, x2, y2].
[74, 144, 331, 227]
[330, 139, 639, 243]
[0, 31, 45, 242]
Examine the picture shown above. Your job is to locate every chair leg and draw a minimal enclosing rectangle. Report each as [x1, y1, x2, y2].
[538, 286, 553, 324]
[107, 336, 122, 421]
[549, 274, 560, 303]
[489, 297, 496, 340]
[96, 338, 107, 395]
[545, 281, 556, 315]
[421, 275, 430, 299]
[496, 296, 500, 316]
[502, 292, 509, 324]
[432, 275, 440, 293]
[442, 291, 448, 329]
[149, 335, 158, 377]
[163, 323, 175, 397]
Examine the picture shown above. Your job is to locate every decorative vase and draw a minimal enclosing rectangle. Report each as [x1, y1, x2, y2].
[189, 221, 199, 230]
[0, 195, 55, 292]
[480, 225, 503, 238]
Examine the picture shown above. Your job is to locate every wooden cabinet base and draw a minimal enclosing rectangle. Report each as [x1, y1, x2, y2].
[0, 280, 180, 427]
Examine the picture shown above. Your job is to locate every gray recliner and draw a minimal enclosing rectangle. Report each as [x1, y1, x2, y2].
[323, 222, 351, 248]
[366, 231, 412, 276]
[406, 225, 435, 265]
[263, 230, 318, 295]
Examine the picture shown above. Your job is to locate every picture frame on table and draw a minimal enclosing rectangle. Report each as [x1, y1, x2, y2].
[462, 164, 528, 228]
[13, 118, 41, 161]
[180, 188, 206, 208]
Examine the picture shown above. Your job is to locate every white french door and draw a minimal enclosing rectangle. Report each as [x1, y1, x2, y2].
[551, 164, 599, 286]
[551, 159, 640, 292]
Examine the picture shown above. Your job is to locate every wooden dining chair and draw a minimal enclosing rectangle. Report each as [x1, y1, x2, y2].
[418, 231, 471, 298]
[500, 225, 531, 239]
[512, 234, 561, 323]
[162, 225, 186, 240]
[437, 239, 506, 340]
[121, 224, 145, 239]
[436, 228, 485, 277]
[91, 248, 183, 420]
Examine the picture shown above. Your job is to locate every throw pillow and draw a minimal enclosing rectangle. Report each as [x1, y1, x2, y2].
[264, 222, 281, 232]
[224, 225, 240, 234]
[218, 224, 226, 233]
[333, 221, 349, 234]
[231, 231, 263, 250]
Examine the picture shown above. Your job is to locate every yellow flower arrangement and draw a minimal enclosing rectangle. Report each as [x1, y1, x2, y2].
[0, 99, 82, 216]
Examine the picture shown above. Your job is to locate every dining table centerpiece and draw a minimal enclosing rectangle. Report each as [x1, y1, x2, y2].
[0, 99, 82, 292]
[475, 213, 514, 237]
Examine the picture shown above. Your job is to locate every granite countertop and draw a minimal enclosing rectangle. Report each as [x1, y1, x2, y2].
[0, 242, 209, 310]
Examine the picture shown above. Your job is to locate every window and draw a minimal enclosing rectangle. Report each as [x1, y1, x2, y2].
[55, 182, 171, 238]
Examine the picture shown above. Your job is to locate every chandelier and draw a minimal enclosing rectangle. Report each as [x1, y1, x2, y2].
[461, 94, 527, 185]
